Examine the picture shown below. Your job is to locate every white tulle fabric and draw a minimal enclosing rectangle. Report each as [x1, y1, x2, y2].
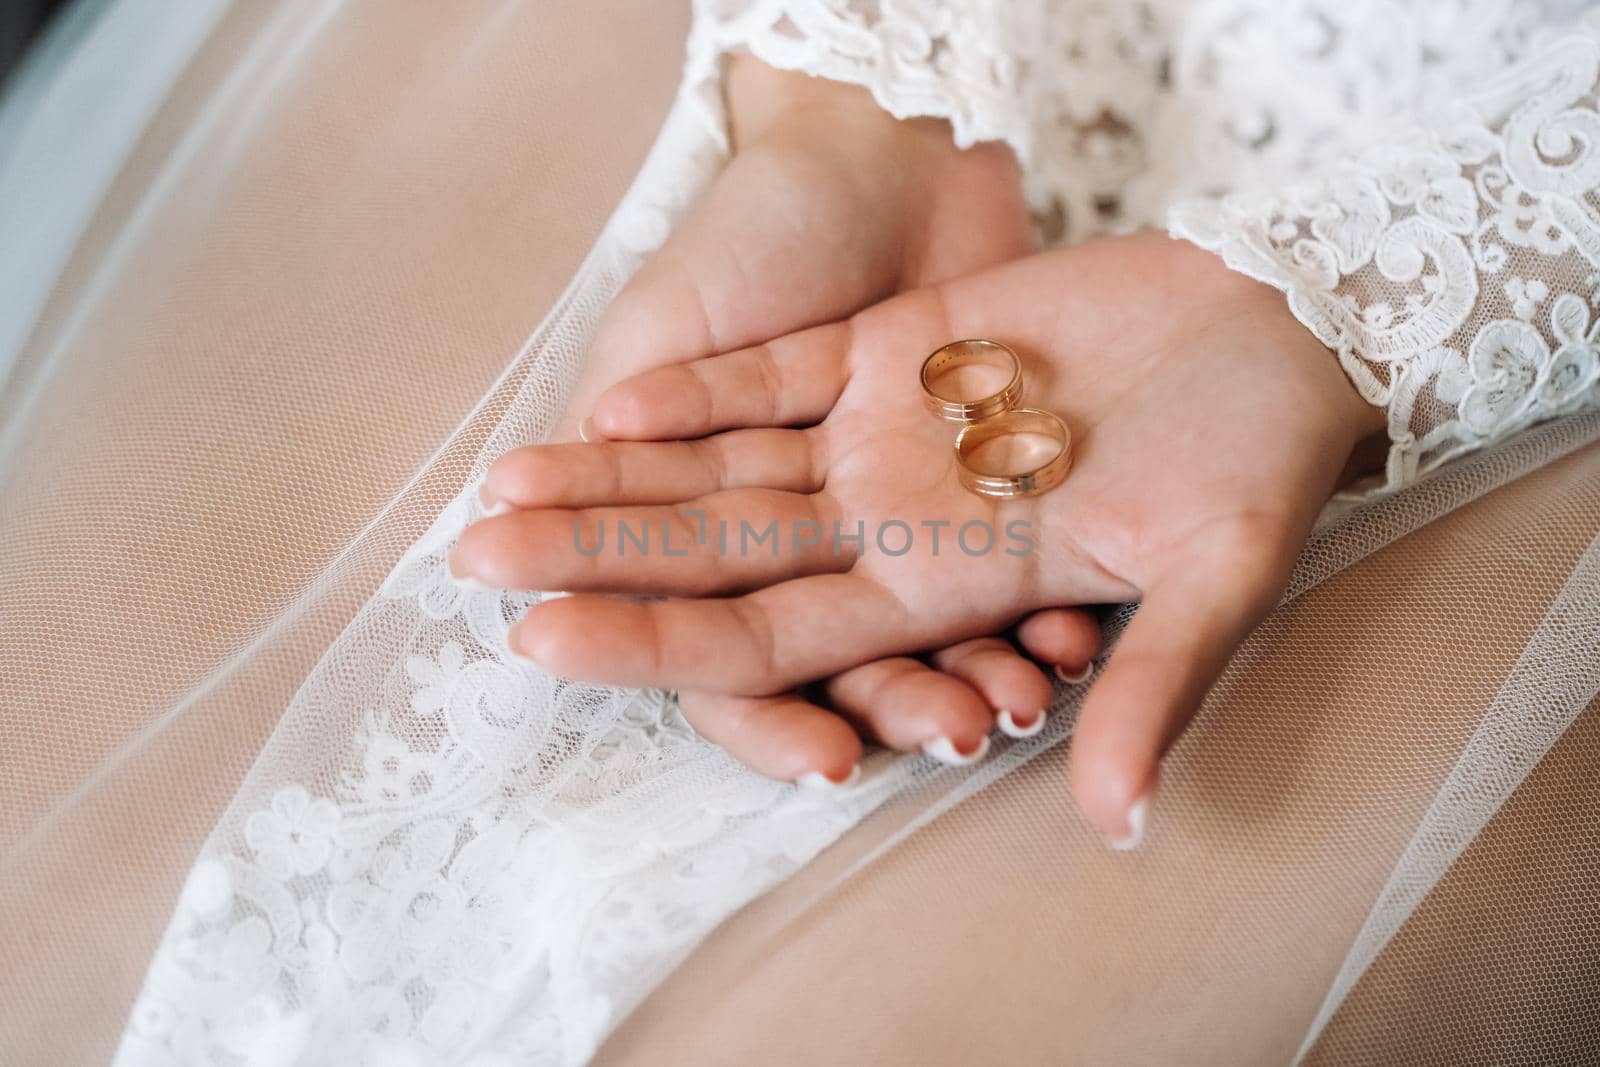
[1, 0, 1578, 1063]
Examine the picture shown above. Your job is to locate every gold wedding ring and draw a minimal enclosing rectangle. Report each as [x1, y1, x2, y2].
[954, 407, 1073, 499]
[920, 339, 1024, 423]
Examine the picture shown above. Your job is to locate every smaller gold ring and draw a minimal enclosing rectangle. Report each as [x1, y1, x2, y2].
[954, 407, 1072, 499]
[920, 339, 1024, 423]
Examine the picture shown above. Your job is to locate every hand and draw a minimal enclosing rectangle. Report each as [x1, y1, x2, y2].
[454, 232, 1387, 844]
[555, 52, 1036, 440]
[488, 55, 1101, 786]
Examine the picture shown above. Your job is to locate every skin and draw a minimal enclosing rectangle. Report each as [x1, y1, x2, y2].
[483, 55, 1103, 791]
[454, 233, 1389, 842]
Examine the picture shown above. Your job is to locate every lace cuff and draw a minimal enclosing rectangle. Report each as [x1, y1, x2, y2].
[1171, 31, 1600, 491]
[684, 0, 1044, 160]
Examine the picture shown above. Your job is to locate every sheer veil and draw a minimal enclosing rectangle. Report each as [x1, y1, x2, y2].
[2, 2, 1597, 1064]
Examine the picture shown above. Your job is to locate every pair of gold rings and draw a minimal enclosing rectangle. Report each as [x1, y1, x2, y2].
[919, 339, 1071, 499]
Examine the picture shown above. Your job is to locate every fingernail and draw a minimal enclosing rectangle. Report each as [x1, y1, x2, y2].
[506, 620, 540, 663]
[1055, 661, 1095, 685]
[474, 475, 505, 514]
[448, 550, 493, 592]
[798, 764, 862, 791]
[923, 734, 991, 766]
[997, 707, 1046, 739]
[578, 416, 599, 443]
[541, 590, 571, 601]
[1109, 795, 1151, 852]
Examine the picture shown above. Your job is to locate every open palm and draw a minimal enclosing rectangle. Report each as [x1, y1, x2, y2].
[488, 57, 1103, 791]
[459, 232, 1383, 840]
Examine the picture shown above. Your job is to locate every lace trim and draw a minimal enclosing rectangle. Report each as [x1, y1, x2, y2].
[689, 3, 1600, 487]
[684, 0, 1045, 157]
[1173, 29, 1600, 489]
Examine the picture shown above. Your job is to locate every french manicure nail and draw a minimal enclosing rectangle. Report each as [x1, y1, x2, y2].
[997, 707, 1047, 739]
[1055, 661, 1095, 685]
[798, 764, 862, 791]
[1109, 795, 1151, 852]
[923, 734, 991, 766]
[473, 474, 501, 512]
[447, 552, 494, 593]
[578, 416, 599, 443]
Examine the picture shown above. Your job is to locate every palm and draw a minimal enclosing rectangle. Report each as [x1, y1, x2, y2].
[822, 239, 1348, 625]
[484, 233, 1379, 833]
[522, 234, 1372, 686]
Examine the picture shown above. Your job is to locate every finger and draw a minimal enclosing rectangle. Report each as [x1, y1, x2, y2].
[1015, 607, 1103, 683]
[510, 574, 938, 694]
[580, 139, 896, 380]
[591, 322, 851, 441]
[676, 689, 863, 786]
[550, 254, 714, 442]
[479, 428, 824, 511]
[929, 636, 1054, 739]
[554, 201, 849, 442]
[822, 657, 994, 765]
[452, 489, 851, 597]
[1068, 532, 1295, 850]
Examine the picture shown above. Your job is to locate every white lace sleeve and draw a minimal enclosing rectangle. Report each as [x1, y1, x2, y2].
[1172, 28, 1600, 490]
[684, 0, 1045, 159]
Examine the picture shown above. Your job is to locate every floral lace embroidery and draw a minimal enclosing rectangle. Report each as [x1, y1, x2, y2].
[117, 98, 897, 1067]
[685, 0, 1047, 155]
[1172, 28, 1600, 486]
[692, 1, 1600, 488]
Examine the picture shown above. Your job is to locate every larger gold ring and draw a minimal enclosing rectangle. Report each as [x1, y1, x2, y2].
[920, 339, 1024, 423]
[954, 407, 1072, 499]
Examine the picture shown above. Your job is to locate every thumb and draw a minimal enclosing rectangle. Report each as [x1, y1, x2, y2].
[554, 160, 894, 442]
[1068, 524, 1298, 850]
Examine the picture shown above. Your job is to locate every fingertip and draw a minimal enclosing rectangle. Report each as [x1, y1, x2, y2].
[508, 598, 603, 677]
[915, 678, 995, 759]
[1069, 747, 1159, 851]
[923, 733, 992, 766]
[506, 604, 554, 667]
[591, 381, 650, 440]
[678, 690, 865, 785]
[932, 638, 1052, 729]
[1016, 607, 1102, 674]
[798, 763, 863, 791]
[1067, 694, 1161, 848]
[979, 656, 1053, 725]
[453, 511, 572, 590]
[738, 698, 866, 783]
[481, 447, 567, 511]
[450, 515, 506, 585]
[806, 719, 866, 783]
[478, 450, 530, 511]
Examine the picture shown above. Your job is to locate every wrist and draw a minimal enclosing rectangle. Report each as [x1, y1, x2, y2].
[725, 52, 1009, 176]
[726, 52, 903, 148]
[723, 53, 1027, 263]
[1223, 268, 1390, 484]
[1277, 311, 1390, 486]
